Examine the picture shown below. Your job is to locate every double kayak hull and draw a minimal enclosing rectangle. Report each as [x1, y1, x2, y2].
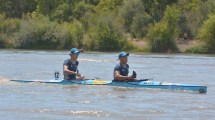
[10, 79, 207, 93]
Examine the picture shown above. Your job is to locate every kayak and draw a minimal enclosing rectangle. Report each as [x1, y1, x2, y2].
[10, 79, 207, 93]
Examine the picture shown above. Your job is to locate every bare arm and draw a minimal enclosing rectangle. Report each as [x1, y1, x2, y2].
[114, 70, 134, 81]
[63, 65, 84, 79]
[63, 65, 78, 76]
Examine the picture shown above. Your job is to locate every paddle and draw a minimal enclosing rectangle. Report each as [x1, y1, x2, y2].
[125, 71, 153, 82]
[132, 71, 137, 78]
[54, 71, 59, 80]
[133, 78, 153, 82]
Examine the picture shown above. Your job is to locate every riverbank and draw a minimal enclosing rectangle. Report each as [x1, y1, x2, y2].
[0, 38, 208, 54]
[132, 38, 205, 53]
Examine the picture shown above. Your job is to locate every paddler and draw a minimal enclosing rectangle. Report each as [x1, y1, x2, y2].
[63, 48, 85, 80]
[113, 52, 136, 81]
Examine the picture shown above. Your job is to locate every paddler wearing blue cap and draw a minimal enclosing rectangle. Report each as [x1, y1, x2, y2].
[63, 48, 85, 80]
[113, 52, 136, 82]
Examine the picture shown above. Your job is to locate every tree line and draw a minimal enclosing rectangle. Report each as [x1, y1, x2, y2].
[0, 0, 215, 53]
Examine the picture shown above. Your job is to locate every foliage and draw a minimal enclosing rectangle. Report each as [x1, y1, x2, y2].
[130, 13, 152, 38]
[0, 14, 20, 48]
[68, 21, 85, 48]
[185, 44, 208, 54]
[198, 14, 215, 53]
[86, 14, 127, 51]
[0, 0, 215, 53]
[207, 0, 215, 14]
[73, 2, 94, 20]
[0, 14, 20, 35]
[178, 14, 192, 38]
[142, 0, 178, 22]
[95, 0, 123, 13]
[50, 3, 72, 22]
[14, 13, 73, 49]
[0, 0, 36, 18]
[50, 1, 94, 22]
[119, 0, 144, 32]
[147, 6, 180, 52]
[177, 0, 209, 38]
[36, 0, 60, 17]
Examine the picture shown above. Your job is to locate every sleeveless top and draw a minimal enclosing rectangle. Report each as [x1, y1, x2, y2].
[63, 59, 79, 80]
[113, 63, 129, 80]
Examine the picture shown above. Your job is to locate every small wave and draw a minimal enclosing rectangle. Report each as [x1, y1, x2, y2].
[69, 110, 110, 117]
[79, 59, 113, 63]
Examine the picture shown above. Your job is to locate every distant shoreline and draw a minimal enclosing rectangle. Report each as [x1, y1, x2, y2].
[131, 38, 207, 54]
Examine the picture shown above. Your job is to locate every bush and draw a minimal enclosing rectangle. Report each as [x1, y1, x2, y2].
[50, 3, 72, 22]
[198, 14, 215, 53]
[0, 14, 20, 48]
[1, 18, 20, 34]
[84, 35, 99, 51]
[178, 14, 192, 38]
[147, 6, 180, 53]
[147, 22, 178, 52]
[58, 22, 76, 49]
[86, 14, 127, 51]
[119, 0, 145, 32]
[0, 34, 7, 48]
[131, 13, 152, 38]
[177, 0, 210, 39]
[122, 40, 136, 51]
[14, 13, 74, 49]
[68, 20, 84, 48]
[185, 45, 208, 54]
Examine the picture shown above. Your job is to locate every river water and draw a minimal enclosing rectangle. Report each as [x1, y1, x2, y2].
[0, 50, 215, 120]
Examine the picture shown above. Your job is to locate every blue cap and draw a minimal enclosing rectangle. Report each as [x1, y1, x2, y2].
[70, 48, 80, 56]
[118, 52, 129, 58]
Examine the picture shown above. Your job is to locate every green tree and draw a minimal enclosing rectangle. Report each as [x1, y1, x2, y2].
[50, 3, 73, 22]
[0, 14, 20, 48]
[95, 0, 123, 13]
[130, 13, 152, 38]
[198, 14, 215, 53]
[36, 0, 60, 17]
[84, 0, 100, 5]
[177, 0, 209, 38]
[119, 0, 144, 32]
[147, 6, 180, 52]
[15, 13, 72, 49]
[207, 0, 215, 14]
[46, 1, 95, 22]
[142, 0, 178, 22]
[0, 0, 36, 18]
[73, 1, 94, 20]
[69, 21, 85, 49]
[87, 14, 126, 51]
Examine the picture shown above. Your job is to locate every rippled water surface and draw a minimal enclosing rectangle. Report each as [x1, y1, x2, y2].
[0, 50, 215, 120]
